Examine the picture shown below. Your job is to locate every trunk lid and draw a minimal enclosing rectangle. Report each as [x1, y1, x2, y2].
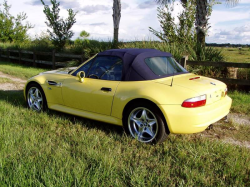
[155, 73, 227, 105]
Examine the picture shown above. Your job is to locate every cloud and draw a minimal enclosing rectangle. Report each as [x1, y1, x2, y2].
[89, 22, 107, 26]
[234, 24, 250, 32]
[81, 5, 110, 14]
[121, 2, 129, 10]
[29, 0, 80, 9]
[207, 23, 250, 44]
[137, 1, 157, 9]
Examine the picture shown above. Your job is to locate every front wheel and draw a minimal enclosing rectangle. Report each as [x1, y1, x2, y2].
[124, 103, 169, 144]
[26, 84, 47, 112]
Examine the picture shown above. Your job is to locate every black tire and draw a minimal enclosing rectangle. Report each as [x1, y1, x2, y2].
[123, 102, 169, 144]
[26, 83, 47, 112]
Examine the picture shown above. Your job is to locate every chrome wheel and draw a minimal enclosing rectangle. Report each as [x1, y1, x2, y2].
[27, 87, 43, 112]
[128, 107, 158, 143]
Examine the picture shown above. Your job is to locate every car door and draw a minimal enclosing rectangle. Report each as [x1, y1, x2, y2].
[62, 56, 123, 116]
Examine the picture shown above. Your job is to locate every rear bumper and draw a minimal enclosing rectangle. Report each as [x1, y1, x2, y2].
[159, 96, 232, 134]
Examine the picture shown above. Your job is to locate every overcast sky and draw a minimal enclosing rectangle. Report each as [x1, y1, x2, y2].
[4, 0, 250, 44]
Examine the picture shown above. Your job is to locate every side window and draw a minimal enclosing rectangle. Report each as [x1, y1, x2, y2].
[100, 61, 123, 81]
[72, 58, 94, 76]
[87, 56, 122, 81]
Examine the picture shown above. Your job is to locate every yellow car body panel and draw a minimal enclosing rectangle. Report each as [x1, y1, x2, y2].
[62, 77, 120, 116]
[24, 70, 232, 134]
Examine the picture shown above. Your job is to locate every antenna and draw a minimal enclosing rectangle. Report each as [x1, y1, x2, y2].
[170, 75, 174, 87]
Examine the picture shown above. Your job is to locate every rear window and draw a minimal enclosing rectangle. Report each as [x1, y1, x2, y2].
[145, 57, 187, 76]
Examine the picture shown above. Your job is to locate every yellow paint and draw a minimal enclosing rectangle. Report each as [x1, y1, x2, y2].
[24, 71, 232, 134]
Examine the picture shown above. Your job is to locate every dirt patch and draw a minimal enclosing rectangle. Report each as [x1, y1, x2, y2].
[227, 113, 250, 126]
[0, 71, 26, 91]
[222, 138, 250, 149]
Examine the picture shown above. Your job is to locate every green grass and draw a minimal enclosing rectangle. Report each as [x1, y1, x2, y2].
[228, 91, 250, 116]
[0, 77, 14, 83]
[220, 47, 250, 63]
[0, 61, 250, 185]
[0, 61, 48, 79]
[0, 90, 249, 186]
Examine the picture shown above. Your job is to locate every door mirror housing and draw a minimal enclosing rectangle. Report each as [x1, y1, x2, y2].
[77, 71, 85, 83]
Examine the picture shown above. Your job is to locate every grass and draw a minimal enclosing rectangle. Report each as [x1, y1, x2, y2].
[0, 60, 250, 185]
[0, 90, 249, 186]
[0, 61, 48, 79]
[0, 77, 14, 83]
[220, 47, 250, 63]
[228, 91, 250, 116]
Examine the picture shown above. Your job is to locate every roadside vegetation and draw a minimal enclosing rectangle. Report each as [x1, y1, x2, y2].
[0, 0, 249, 185]
[0, 79, 249, 186]
[0, 61, 47, 79]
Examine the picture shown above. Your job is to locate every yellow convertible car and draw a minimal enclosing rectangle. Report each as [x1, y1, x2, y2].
[24, 49, 232, 144]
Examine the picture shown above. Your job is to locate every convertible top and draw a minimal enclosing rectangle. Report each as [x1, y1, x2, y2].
[97, 48, 174, 81]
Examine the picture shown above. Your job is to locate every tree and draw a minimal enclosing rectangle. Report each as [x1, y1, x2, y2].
[0, 0, 33, 43]
[80, 30, 90, 39]
[74, 30, 90, 46]
[154, 0, 239, 46]
[112, 0, 121, 48]
[150, 0, 196, 46]
[40, 0, 77, 50]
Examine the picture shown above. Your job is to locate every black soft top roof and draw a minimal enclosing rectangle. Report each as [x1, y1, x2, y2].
[98, 48, 175, 81]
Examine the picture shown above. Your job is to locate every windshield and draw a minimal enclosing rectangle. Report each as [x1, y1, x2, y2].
[145, 57, 187, 76]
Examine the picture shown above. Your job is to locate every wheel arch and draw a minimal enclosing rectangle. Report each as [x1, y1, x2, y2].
[122, 98, 170, 134]
[25, 81, 47, 105]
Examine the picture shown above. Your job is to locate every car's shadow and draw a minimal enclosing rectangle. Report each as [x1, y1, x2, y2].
[0, 90, 125, 138]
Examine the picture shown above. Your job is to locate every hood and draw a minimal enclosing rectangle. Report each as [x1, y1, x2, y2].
[40, 67, 77, 75]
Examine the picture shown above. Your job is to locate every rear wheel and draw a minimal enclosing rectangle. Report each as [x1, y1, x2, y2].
[26, 84, 47, 112]
[124, 103, 168, 144]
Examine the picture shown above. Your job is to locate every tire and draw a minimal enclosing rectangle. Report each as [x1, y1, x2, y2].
[26, 83, 47, 112]
[123, 102, 169, 144]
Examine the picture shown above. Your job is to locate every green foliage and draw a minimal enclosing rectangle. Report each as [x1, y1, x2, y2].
[41, 0, 77, 50]
[0, 0, 33, 43]
[74, 30, 90, 46]
[0, 61, 48, 79]
[80, 30, 90, 38]
[229, 90, 250, 115]
[149, 0, 196, 47]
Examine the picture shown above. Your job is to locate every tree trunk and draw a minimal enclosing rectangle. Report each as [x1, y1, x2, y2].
[114, 28, 119, 48]
[112, 0, 121, 49]
[196, 0, 208, 46]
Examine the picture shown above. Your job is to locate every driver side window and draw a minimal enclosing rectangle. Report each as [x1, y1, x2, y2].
[87, 56, 122, 81]
[72, 58, 94, 76]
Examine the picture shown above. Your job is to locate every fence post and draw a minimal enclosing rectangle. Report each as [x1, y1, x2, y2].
[19, 49, 21, 64]
[80, 53, 84, 64]
[7, 49, 10, 62]
[180, 56, 188, 69]
[33, 51, 37, 67]
[52, 49, 56, 69]
[0, 48, 2, 60]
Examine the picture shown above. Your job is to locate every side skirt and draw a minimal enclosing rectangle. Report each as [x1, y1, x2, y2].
[48, 103, 123, 126]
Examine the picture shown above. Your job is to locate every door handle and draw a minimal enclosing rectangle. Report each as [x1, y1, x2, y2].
[101, 87, 112, 92]
[47, 80, 62, 87]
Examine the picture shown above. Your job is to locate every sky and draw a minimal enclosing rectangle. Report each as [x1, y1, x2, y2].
[3, 0, 250, 44]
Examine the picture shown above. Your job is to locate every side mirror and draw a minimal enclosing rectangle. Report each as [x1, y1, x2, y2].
[77, 71, 85, 83]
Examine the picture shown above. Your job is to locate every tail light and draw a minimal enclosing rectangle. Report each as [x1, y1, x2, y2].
[182, 95, 206, 108]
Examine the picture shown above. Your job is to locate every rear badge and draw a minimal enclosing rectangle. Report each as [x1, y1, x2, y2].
[210, 82, 216, 86]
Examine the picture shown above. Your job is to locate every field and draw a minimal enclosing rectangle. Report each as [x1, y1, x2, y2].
[0, 60, 250, 186]
[220, 47, 250, 63]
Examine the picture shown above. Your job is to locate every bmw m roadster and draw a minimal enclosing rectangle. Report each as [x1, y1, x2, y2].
[24, 49, 232, 143]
